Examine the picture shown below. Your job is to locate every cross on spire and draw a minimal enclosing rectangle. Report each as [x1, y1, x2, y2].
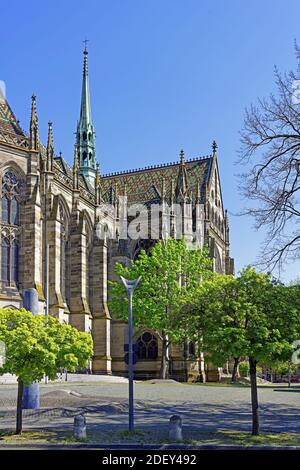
[83, 38, 89, 53]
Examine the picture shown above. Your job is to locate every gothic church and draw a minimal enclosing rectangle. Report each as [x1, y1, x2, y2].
[0, 48, 234, 381]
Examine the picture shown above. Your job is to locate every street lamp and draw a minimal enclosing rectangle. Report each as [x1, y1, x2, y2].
[120, 276, 141, 432]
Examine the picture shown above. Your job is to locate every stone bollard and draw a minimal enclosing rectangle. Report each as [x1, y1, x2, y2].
[169, 414, 182, 441]
[73, 414, 87, 439]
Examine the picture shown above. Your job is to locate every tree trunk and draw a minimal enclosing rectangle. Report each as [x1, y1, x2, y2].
[16, 378, 23, 435]
[160, 334, 169, 379]
[231, 357, 240, 382]
[249, 356, 259, 435]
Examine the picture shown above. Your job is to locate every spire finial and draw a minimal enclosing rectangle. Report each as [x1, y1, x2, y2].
[179, 149, 185, 164]
[212, 140, 217, 156]
[83, 41, 89, 76]
[83, 38, 89, 53]
[47, 121, 53, 149]
[46, 121, 54, 172]
[175, 150, 189, 201]
[29, 94, 39, 151]
[95, 162, 100, 187]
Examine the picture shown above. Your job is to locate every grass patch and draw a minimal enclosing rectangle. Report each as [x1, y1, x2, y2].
[0, 428, 299, 447]
[219, 431, 300, 446]
[184, 431, 300, 446]
[60, 435, 90, 444]
[188, 381, 249, 387]
[0, 430, 56, 442]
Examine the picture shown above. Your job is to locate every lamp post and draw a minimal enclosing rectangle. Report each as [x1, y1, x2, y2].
[120, 276, 141, 431]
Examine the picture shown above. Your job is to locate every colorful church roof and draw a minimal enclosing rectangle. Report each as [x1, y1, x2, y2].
[0, 100, 26, 137]
[101, 155, 212, 205]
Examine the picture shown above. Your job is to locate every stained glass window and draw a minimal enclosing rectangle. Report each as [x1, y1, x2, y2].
[1, 171, 20, 225]
[1, 171, 22, 286]
[2, 196, 9, 224]
[137, 332, 158, 360]
[12, 240, 18, 283]
[1, 238, 10, 283]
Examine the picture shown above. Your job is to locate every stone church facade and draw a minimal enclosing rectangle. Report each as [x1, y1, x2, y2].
[0, 48, 234, 381]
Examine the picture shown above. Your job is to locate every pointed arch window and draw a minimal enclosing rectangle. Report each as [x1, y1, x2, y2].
[1, 171, 21, 226]
[2, 196, 9, 224]
[60, 221, 67, 301]
[59, 202, 69, 306]
[12, 240, 19, 283]
[1, 238, 10, 283]
[86, 231, 92, 307]
[133, 239, 156, 261]
[214, 246, 223, 274]
[137, 332, 158, 360]
[1, 171, 22, 288]
[11, 198, 19, 225]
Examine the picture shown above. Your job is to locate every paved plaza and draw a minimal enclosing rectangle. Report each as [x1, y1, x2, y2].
[0, 380, 299, 444]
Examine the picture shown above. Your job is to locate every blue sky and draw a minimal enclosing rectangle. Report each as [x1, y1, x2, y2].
[1, 0, 300, 281]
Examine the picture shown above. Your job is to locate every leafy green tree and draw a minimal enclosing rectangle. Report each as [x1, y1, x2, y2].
[0, 308, 93, 434]
[109, 238, 213, 379]
[239, 361, 250, 378]
[183, 267, 300, 435]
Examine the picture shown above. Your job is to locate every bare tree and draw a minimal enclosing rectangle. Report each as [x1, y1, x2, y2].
[238, 43, 300, 271]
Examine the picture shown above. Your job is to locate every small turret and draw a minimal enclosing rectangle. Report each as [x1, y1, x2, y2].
[212, 140, 217, 158]
[46, 121, 54, 172]
[175, 149, 190, 202]
[29, 94, 39, 151]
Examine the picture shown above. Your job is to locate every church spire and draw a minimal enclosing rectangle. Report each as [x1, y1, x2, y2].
[76, 44, 97, 184]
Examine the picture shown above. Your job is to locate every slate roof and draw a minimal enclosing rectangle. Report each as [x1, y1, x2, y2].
[53, 153, 212, 204]
[101, 157, 212, 204]
[0, 100, 25, 136]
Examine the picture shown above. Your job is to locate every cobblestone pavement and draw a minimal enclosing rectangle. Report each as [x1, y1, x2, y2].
[0, 382, 299, 436]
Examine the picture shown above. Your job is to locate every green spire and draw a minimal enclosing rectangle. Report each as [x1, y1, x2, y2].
[76, 45, 97, 184]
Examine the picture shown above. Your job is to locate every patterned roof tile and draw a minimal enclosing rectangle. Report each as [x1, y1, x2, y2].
[101, 157, 212, 204]
[0, 100, 25, 136]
